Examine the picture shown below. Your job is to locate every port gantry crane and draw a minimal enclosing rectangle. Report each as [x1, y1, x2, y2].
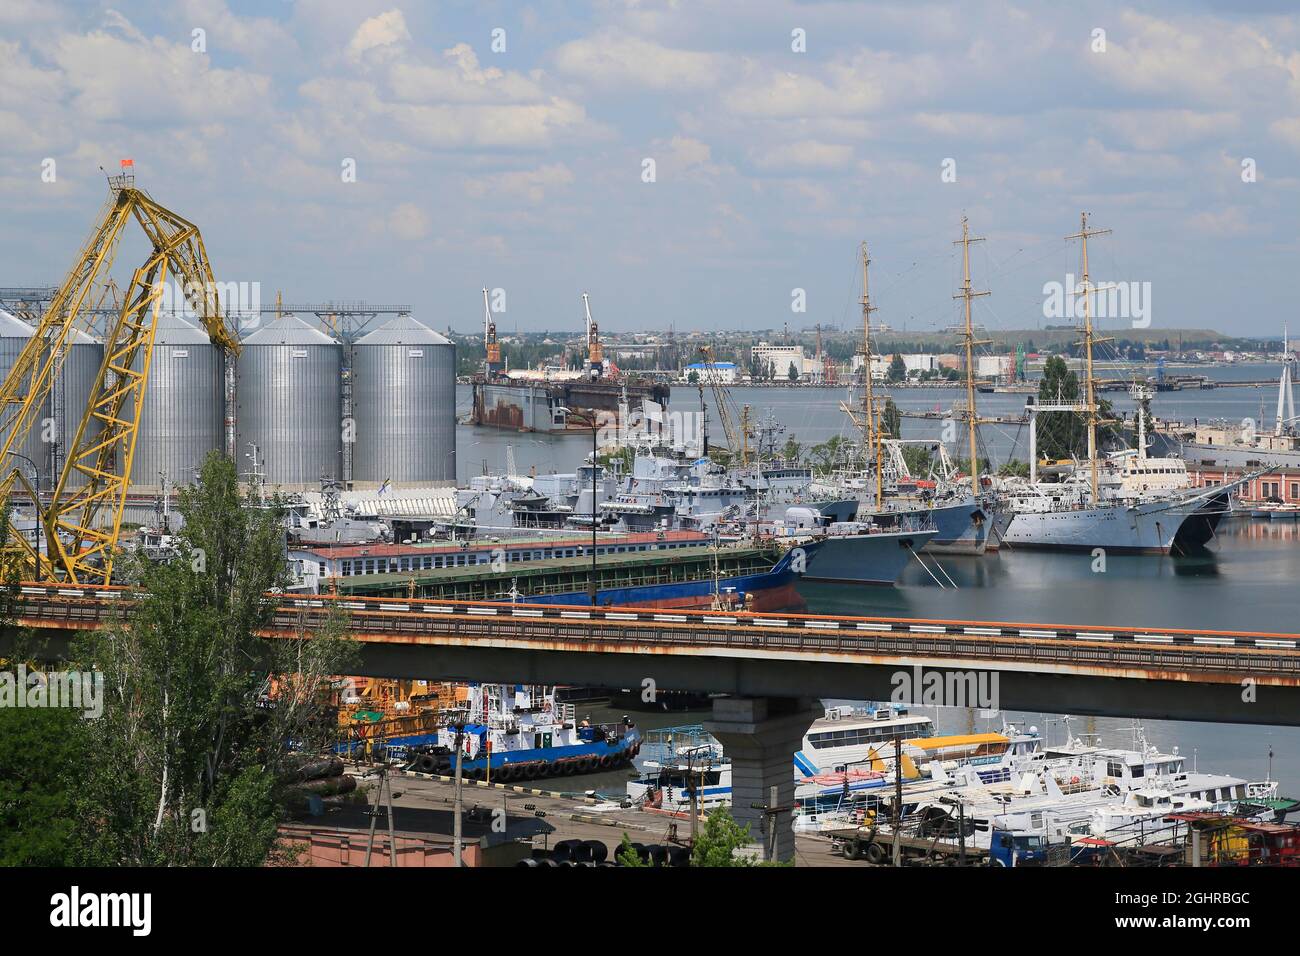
[0, 170, 240, 584]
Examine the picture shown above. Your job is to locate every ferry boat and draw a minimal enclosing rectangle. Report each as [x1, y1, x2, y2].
[376, 684, 642, 781]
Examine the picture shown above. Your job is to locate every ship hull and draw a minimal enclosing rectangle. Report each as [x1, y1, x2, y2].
[859, 499, 990, 555]
[1001, 487, 1234, 554]
[800, 528, 940, 584]
[1150, 432, 1300, 470]
[518, 542, 820, 611]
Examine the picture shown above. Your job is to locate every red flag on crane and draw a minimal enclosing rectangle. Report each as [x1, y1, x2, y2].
[120, 159, 134, 168]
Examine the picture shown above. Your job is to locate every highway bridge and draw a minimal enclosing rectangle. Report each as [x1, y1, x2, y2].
[12, 584, 1299, 860]
[11, 583, 1300, 726]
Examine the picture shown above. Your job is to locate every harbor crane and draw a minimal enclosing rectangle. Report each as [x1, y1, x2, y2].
[0, 168, 240, 583]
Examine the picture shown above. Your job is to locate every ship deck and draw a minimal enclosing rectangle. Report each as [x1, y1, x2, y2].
[332, 544, 786, 600]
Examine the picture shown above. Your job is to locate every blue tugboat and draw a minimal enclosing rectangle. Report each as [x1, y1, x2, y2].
[378, 684, 642, 782]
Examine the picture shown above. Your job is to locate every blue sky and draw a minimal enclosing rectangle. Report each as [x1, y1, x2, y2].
[2, 1, 1298, 337]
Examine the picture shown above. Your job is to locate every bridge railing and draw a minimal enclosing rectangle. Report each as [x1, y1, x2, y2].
[12, 583, 1300, 679]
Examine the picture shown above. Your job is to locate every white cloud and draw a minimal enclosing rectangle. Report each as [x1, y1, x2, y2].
[751, 140, 853, 171]
[346, 9, 410, 64]
[554, 31, 724, 91]
[465, 163, 575, 203]
[388, 201, 430, 240]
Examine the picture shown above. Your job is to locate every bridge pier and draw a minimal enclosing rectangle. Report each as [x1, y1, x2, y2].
[704, 695, 821, 864]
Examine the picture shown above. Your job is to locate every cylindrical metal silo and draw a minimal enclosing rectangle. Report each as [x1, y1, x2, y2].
[129, 312, 225, 491]
[352, 315, 456, 485]
[236, 315, 341, 488]
[0, 308, 49, 489]
[49, 327, 105, 490]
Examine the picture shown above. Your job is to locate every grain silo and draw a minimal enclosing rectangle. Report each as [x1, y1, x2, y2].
[129, 312, 226, 491]
[0, 309, 48, 488]
[236, 315, 341, 488]
[49, 327, 105, 490]
[352, 315, 456, 485]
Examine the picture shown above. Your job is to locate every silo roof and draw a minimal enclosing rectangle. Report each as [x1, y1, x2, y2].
[355, 314, 451, 346]
[0, 309, 35, 338]
[242, 314, 336, 346]
[154, 311, 212, 345]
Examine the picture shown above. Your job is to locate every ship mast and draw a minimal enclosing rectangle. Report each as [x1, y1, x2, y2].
[860, 242, 884, 509]
[1066, 212, 1111, 504]
[953, 216, 989, 491]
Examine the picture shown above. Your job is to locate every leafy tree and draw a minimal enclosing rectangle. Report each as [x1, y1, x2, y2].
[901, 444, 933, 476]
[880, 398, 902, 440]
[69, 451, 358, 866]
[687, 370, 699, 385]
[1035, 355, 1120, 462]
[0, 705, 80, 865]
[690, 804, 756, 867]
[998, 459, 1030, 478]
[616, 833, 648, 867]
[809, 435, 846, 474]
[787, 361, 800, 382]
[780, 437, 803, 463]
[887, 353, 907, 383]
[1036, 355, 1086, 461]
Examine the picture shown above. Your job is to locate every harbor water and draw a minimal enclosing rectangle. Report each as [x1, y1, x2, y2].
[456, 368, 1300, 798]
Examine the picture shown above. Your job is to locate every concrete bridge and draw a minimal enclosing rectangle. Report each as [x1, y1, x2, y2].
[11, 584, 1300, 860]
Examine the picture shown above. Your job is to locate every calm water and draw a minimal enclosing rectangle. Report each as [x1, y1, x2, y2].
[455, 366, 1300, 796]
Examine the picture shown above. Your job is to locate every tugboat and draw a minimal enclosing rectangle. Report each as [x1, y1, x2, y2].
[379, 684, 642, 781]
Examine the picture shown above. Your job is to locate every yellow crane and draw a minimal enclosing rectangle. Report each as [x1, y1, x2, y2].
[0, 172, 240, 583]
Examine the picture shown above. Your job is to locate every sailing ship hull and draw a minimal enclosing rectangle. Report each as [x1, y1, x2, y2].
[801, 528, 940, 584]
[1001, 487, 1234, 554]
[858, 499, 991, 555]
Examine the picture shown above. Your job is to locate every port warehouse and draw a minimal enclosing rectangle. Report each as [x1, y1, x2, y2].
[0, 306, 457, 523]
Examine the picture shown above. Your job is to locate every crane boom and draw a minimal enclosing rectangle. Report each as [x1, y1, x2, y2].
[0, 178, 240, 583]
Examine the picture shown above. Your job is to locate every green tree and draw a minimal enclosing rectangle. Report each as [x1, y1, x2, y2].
[690, 804, 756, 867]
[0, 705, 80, 865]
[998, 459, 1030, 478]
[887, 353, 907, 383]
[69, 451, 358, 866]
[781, 437, 803, 463]
[1036, 355, 1086, 461]
[616, 833, 648, 867]
[880, 398, 902, 440]
[901, 444, 933, 476]
[787, 361, 800, 382]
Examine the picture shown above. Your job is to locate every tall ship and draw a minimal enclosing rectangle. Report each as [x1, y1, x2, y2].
[816, 235, 999, 557]
[469, 289, 669, 432]
[998, 214, 1246, 553]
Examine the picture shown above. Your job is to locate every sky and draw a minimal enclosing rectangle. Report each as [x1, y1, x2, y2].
[1, 0, 1298, 339]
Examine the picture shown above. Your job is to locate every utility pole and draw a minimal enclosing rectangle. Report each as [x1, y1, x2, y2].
[363, 766, 398, 867]
[452, 724, 465, 867]
[892, 734, 903, 867]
